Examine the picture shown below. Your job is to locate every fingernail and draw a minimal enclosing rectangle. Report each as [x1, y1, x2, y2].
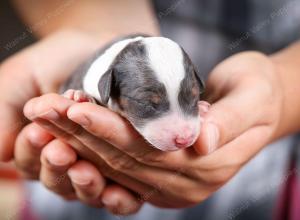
[27, 128, 53, 149]
[199, 105, 209, 114]
[28, 136, 47, 149]
[206, 122, 219, 153]
[102, 194, 118, 207]
[198, 101, 210, 115]
[39, 109, 60, 121]
[69, 115, 90, 126]
[45, 150, 72, 168]
[198, 101, 211, 108]
[68, 170, 92, 186]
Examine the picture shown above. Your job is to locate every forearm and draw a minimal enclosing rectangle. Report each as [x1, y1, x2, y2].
[11, 0, 159, 42]
[271, 41, 300, 139]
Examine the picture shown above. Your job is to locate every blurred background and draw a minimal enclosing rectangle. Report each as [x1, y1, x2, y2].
[0, 162, 23, 220]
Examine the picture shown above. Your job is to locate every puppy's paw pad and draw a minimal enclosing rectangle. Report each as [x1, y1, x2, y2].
[198, 101, 210, 115]
[63, 89, 76, 100]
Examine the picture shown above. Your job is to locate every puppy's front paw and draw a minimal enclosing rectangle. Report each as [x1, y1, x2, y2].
[198, 101, 210, 116]
[63, 89, 96, 103]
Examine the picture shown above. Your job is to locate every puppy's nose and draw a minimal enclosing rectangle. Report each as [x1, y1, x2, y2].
[174, 134, 194, 148]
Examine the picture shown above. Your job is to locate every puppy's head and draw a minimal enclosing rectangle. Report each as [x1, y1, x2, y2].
[98, 37, 205, 151]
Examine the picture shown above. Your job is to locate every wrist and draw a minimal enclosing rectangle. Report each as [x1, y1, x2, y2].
[268, 55, 287, 140]
[269, 43, 300, 140]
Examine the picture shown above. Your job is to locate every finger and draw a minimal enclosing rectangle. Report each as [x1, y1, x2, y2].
[189, 121, 273, 181]
[194, 83, 269, 154]
[31, 117, 156, 199]
[68, 160, 105, 207]
[33, 117, 194, 201]
[15, 123, 54, 179]
[25, 93, 185, 170]
[67, 102, 186, 169]
[0, 103, 25, 161]
[102, 185, 143, 215]
[0, 59, 42, 162]
[24, 93, 76, 120]
[24, 94, 174, 175]
[24, 94, 197, 198]
[40, 139, 77, 197]
[37, 120, 197, 199]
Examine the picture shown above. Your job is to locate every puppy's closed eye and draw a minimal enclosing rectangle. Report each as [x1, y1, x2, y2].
[150, 95, 162, 105]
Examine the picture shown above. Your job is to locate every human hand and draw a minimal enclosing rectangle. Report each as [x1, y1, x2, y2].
[24, 51, 284, 209]
[16, 123, 142, 214]
[0, 30, 142, 214]
[0, 30, 97, 161]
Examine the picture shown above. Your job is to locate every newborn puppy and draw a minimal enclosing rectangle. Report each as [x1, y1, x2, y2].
[61, 35, 209, 151]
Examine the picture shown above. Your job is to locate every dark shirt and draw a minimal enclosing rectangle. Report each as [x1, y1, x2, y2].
[153, 0, 300, 76]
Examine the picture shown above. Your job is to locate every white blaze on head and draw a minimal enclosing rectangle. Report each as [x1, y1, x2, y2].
[137, 37, 200, 151]
[142, 37, 185, 112]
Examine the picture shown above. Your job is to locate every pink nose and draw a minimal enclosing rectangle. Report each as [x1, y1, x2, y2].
[174, 134, 194, 148]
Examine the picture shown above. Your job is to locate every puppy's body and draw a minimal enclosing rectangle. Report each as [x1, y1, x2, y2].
[62, 35, 205, 151]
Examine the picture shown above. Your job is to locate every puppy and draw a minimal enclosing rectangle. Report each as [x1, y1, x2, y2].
[61, 35, 209, 151]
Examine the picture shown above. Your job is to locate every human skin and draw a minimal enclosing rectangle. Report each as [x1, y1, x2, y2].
[1, 0, 158, 215]
[22, 42, 300, 212]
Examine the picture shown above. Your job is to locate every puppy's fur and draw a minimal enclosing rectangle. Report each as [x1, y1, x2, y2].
[62, 35, 205, 151]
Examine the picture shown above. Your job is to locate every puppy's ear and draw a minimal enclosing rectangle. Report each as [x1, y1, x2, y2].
[181, 47, 205, 95]
[98, 69, 113, 105]
[194, 68, 205, 95]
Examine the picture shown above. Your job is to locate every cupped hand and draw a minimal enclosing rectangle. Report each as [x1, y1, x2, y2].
[0, 30, 97, 161]
[0, 30, 142, 215]
[24, 51, 284, 210]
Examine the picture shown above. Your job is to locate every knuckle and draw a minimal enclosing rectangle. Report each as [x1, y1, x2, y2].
[104, 167, 120, 179]
[111, 201, 141, 215]
[50, 129, 77, 146]
[184, 190, 207, 205]
[14, 160, 40, 176]
[106, 153, 138, 171]
[100, 128, 118, 143]
[42, 174, 68, 193]
[102, 130, 114, 142]
[68, 124, 84, 137]
[173, 183, 212, 205]
[42, 180, 59, 192]
[57, 130, 73, 143]
[79, 189, 99, 200]
[199, 169, 232, 186]
[136, 150, 165, 165]
[208, 173, 229, 186]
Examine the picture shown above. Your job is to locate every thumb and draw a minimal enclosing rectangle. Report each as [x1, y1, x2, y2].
[0, 59, 38, 161]
[194, 86, 263, 155]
